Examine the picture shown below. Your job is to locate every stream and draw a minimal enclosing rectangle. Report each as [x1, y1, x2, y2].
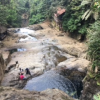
[17, 28, 77, 97]
[1, 27, 86, 99]
[24, 70, 77, 98]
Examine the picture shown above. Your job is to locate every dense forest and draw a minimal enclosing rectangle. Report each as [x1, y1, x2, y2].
[0, 0, 100, 87]
[1, 0, 100, 99]
[0, 0, 68, 27]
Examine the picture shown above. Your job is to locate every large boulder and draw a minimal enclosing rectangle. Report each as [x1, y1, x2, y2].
[7, 28, 20, 33]
[7, 28, 20, 36]
[58, 58, 90, 72]
[6, 28, 19, 38]
[28, 25, 43, 31]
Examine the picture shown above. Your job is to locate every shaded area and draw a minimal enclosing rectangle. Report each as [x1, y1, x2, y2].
[60, 68, 86, 98]
[6, 48, 27, 54]
[0, 31, 7, 40]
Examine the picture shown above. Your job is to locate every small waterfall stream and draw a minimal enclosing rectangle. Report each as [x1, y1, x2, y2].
[2, 28, 85, 99]
[24, 70, 77, 98]
[17, 28, 37, 42]
[17, 28, 84, 98]
[16, 28, 79, 98]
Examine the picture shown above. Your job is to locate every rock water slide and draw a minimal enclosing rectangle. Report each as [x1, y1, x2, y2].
[0, 23, 90, 99]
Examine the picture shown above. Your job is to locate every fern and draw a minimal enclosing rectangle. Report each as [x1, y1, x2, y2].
[82, 9, 92, 20]
[81, 0, 91, 6]
[87, 21, 100, 72]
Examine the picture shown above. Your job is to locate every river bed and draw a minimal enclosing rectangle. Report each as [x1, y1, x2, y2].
[1, 23, 89, 99]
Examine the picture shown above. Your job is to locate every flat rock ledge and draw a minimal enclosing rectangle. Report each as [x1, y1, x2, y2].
[0, 87, 76, 100]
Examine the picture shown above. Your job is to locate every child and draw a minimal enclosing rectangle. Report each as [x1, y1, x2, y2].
[15, 61, 19, 69]
[25, 68, 31, 76]
[20, 73, 26, 80]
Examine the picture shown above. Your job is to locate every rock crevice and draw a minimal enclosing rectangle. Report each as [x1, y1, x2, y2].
[0, 54, 5, 84]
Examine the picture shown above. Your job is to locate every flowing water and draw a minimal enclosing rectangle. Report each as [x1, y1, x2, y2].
[24, 70, 77, 98]
[17, 28, 81, 98]
[3, 28, 84, 99]
[17, 28, 37, 42]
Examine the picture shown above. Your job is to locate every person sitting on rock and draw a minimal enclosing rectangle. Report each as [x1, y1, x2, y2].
[25, 68, 31, 76]
[19, 68, 24, 74]
[15, 61, 19, 69]
[20, 73, 26, 80]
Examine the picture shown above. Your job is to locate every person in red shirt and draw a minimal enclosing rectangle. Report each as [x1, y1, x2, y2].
[20, 73, 26, 80]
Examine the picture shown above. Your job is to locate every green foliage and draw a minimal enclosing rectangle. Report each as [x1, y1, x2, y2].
[0, 4, 8, 25]
[93, 94, 100, 100]
[0, 0, 21, 27]
[29, 14, 45, 24]
[87, 21, 100, 71]
[17, 0, 30, 14]
[62, 0, 89, 35]
[66, 91, 77, 97]
[97, 81, 100, 86]
[78, 25, 87, 34]
[6, 9, 21, 27]
[28, 0, 68, 24]
[0, 0, 69, 26]
[81, 0, 100, 21]
[88, 72, 96, 78]
[63, 18, 77, 32]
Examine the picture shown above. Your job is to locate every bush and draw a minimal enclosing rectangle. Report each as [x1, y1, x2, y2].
[62, 0, 91, 35]
[29, 14, 45, 24]
[87, 21, 100, 71]
[0, 3, 21, 27]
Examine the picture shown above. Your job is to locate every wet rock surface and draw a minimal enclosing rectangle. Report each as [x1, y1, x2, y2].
[28, 24, 43, 30]
[0, 22, 89, 100]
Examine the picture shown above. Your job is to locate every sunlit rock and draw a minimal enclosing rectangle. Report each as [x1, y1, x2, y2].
[28, 25, 43, 31]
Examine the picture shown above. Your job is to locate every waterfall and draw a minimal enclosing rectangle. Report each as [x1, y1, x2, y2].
[24, 70, 78, 98]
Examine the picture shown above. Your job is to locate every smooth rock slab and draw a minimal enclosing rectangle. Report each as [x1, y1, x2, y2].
[0, 87, 76, 100]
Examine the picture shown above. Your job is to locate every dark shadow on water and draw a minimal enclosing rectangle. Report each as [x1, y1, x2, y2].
[24, 70, 78, 98]
[7, 48, 27, 54]
[60, 68, 86, 99]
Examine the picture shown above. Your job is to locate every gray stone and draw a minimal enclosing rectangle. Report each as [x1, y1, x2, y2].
[28, 25, 43, 31]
